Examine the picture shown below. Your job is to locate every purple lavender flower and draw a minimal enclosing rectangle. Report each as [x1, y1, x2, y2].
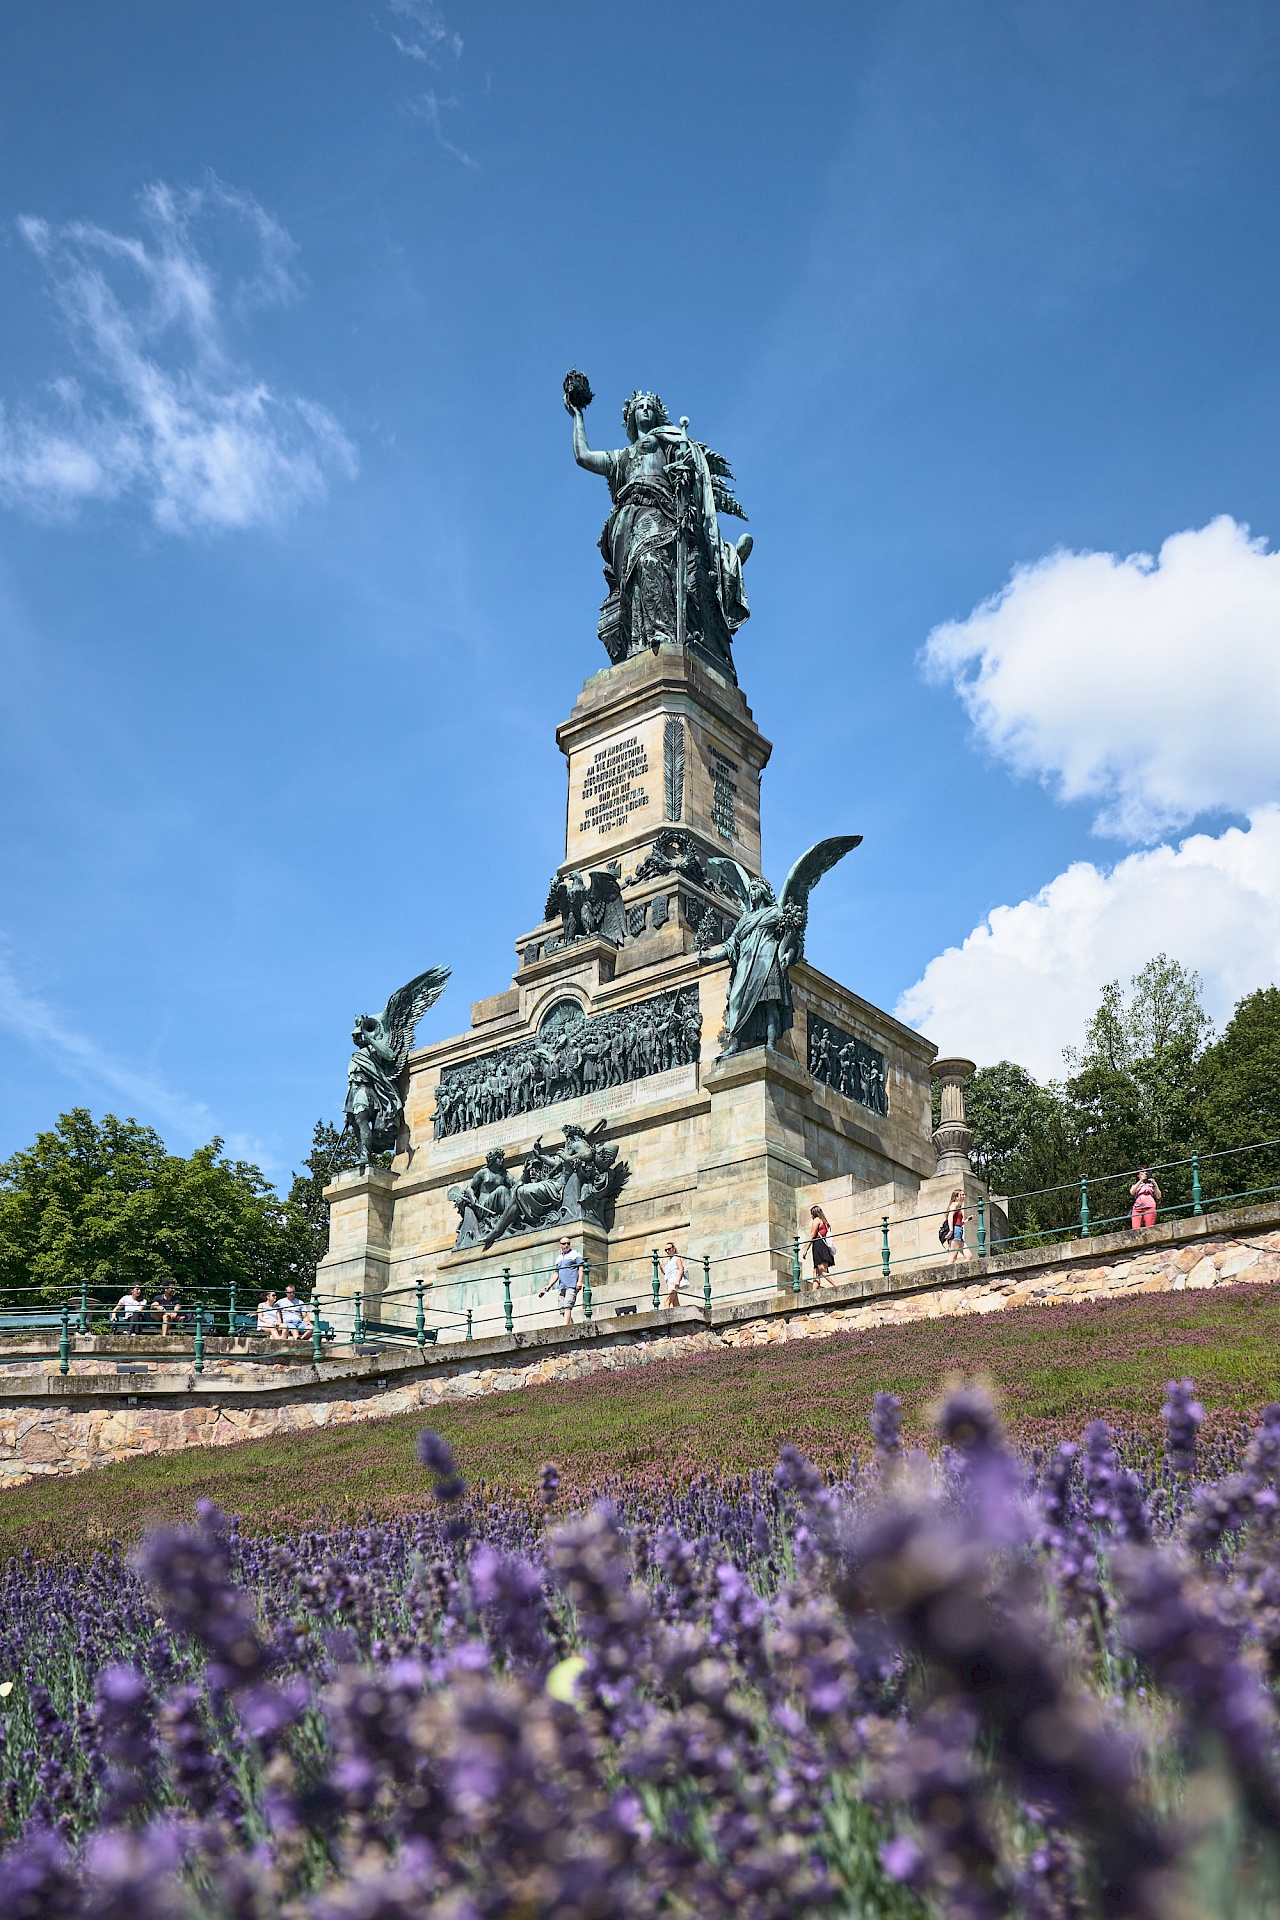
[415, 1430, 464, 1502]
[870, 1390, 904, 1466]
[136, 1504, 271, 1694]
[94, 1665, 160, 1826]
[539, 1462, 561, 1506]
[1116, 1545, 1280, 1824]
[1162, 1380, 1205, 1476]
[0, 1826, 80, 1920]
[469, 1546, 553, 1674]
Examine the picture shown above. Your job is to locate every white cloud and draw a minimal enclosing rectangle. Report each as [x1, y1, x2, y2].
[0, 180, 355, 532]
[387, 0, 463, 66]
[922, 515, 1280, 839]
[0, 954, 217, 1148]
[896, 808, 1280, 1076]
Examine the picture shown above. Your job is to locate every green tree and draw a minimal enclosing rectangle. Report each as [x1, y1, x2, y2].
[287, 1119, 363, 1286]
[0, 1110, 310, 1311]
[1197, 986, 1280, 1202]
[963, 1061, 1079, 1239]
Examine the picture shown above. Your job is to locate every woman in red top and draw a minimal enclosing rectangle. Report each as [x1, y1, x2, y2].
[805, 1206, 836, 1286]
[1130, 1166, 1161, 1230]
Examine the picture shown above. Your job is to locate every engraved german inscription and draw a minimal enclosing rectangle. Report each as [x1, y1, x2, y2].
[709, 746, 739, 842]
[579, 734, 650, 834]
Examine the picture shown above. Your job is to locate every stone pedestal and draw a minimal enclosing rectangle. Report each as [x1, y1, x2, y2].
[555, 643, 771, 878]
[693, 1042, 817, 1290]
[433, 1219, 612, 1333]
[316, 1167, 397, 1339]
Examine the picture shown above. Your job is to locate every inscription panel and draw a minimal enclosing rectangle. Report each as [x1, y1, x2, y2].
[709, 746, 738, 841]
[579, 733, 650, 835]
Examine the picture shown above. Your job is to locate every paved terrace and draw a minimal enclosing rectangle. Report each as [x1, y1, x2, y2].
[2, 1199, 1279, 1484]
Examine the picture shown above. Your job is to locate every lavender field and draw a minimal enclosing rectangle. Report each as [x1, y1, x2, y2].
[2, 1383, 1280, 1919]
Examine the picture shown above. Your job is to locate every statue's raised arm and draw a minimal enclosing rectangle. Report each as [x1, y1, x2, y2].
[563, 368, 752, 679]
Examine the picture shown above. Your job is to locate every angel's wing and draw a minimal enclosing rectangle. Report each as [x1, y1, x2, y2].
[698, 443, 748, 522]
[704, 857, 754, 906]
[778, 836, 862, 959]
[586, 869, 627, 945]
[544, 875, 570, 922]
[379, 966, 451, 1071]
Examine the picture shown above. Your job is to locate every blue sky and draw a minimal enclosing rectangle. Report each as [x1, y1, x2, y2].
[2, 0, 1280, 1178]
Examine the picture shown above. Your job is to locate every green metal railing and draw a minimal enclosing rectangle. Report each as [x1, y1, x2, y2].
[3, 1135, 1279, 1360]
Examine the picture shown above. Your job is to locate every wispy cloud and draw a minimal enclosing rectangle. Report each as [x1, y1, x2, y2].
[0, 179, 356, 533]
[409, 91, 478, 169]
[382, 2, 476, 167]
[386, 0, 463, 67]
[0, 953, 217, 1148]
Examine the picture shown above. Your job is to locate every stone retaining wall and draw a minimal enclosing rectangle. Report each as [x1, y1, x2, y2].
[3, 1203, 1278, 1486]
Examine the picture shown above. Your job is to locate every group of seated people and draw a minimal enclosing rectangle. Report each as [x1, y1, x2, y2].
[255, 1286, 313, 1340]
[111, 1282, 189, 1335]
[110, 1281, 314, 1340]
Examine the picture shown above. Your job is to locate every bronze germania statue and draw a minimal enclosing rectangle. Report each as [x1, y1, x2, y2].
[565, 369, 753, 678]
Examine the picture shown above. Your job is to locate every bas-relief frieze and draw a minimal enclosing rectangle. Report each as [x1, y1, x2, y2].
[806, 1013, 889, 1116]
[431, 986, 702, 1140]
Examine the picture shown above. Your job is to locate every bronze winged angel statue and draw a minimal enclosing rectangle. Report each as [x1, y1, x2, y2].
[697, 837, 862, 1055]
[342, 966, 450, 1170]
[545, 868, 627, 946]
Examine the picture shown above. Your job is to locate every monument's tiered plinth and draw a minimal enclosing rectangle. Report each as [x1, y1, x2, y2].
[320, 641, 949, 1338]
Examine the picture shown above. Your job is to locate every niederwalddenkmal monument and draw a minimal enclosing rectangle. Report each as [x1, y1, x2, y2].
[320, 377, 996, 1327]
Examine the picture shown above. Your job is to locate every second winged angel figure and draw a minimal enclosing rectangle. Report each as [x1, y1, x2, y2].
[697, 837, 862, 1054]
[342, 966, 450, 1170]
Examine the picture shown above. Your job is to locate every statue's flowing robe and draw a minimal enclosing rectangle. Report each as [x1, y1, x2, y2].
[721, 904, 794, 1044]
[345, 1036, 403, 1144]
[598, 430, 748, 670]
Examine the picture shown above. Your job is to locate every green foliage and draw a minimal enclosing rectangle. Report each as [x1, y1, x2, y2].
[1197, 987, 1280, 1202]
[957, 955, 1245, 1235]
[286, 1118, 363, 1285]
[0, 1109, 310, 1309]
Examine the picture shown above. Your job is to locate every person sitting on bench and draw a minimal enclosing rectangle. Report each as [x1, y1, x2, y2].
[279, 1285, 311, 1340]
[154, 1282, 184, 1336]
[113, 1284, 149, 1334]
[257, 1290, 285, 1337]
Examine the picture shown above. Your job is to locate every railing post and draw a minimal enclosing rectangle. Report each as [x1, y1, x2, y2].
[792, 1235, 802, 1295]
[311, 1292, 323, 1366]
[59, 1303, 70, 1376]
[881, 1217, 891, 1280]
[977, 1197, 986, 1258]
[354, 1293, 364, 1345]
[583, 1257, 592, 1321]
[1079, 1177, 1090, 1238]
[79, 1279, 88, 1336]
[194, 1309, 205, 1375]
[1192, 1152, 1203, 1216]
[503, 1270, 513, 1335]
[466, 1307, 473, 1342]
[651, 1250, 661, 1312]
[416, 1276, 426, 1347]
[703, 1253, 712, 1313]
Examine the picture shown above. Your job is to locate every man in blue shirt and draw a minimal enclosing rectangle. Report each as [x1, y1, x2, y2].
[539, 1237, 583, 1325]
